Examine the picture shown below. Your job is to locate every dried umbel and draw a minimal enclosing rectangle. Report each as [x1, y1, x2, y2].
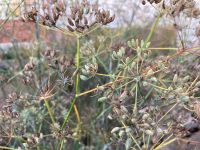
[1, 92, 20, 119]
[170, 0, 198, 17]
[67, 0, 115, 33]
[22, 71, 34, 85]
[22, 7, 38, 22]
[23, 1, 65, 27]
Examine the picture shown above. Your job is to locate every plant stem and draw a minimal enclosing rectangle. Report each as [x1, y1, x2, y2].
[61, 37, 81, 130]
[44, 99, 56, 124]
[59, 139, 64, 150]
[0, 146, 16, 150]
[145, 13, 162, 43]
[133, 82, 138, 114]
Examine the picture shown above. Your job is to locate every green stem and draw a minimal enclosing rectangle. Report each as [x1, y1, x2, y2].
[44, 99, 56, 124]
[61, 37, 81, 130]
[59, 139, 64, 150]
[145, 13, 162, 43]
[0, 146, 16, 150]
[133, 82, 138, 114]
[76, 37, 80, 94]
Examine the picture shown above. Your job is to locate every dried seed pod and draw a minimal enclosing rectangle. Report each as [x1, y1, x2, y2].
[142, 0, 146, 5]
[68, 18, 74, 26]
[75, 18, 80, 27]
[76, 27, 84, 33]
[67, 25, 75, 32]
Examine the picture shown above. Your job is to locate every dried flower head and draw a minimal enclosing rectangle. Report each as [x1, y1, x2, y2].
[66, 0, 115, 33]
[23, 0, 115, 33]
[23, 1, 65, 27]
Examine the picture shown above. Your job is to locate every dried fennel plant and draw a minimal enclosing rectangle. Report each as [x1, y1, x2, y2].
[0, 0, 115, 149]
[1, 0, 200, 150]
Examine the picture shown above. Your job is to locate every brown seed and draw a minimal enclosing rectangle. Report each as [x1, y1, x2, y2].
[67, 25, 75, 32]
[68, 18, 74, 26]
[142, 0, 146, 5]
[76, 27, 84, 33]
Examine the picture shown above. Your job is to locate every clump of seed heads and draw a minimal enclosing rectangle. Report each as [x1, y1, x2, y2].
[23, 0, 115, 33]
[66, 0, 115, 33]
[23, 1, 65, 27]
[1, 92, 20, 119]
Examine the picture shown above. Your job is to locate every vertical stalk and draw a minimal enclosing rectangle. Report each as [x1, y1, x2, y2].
[145, 13, 162, 43]
[61, 37, 81, 130]
[59, 140, 64, 150]
[76, 37, 80, 95]
[44, 99, 56, 124]
[133, 82, 138, 114]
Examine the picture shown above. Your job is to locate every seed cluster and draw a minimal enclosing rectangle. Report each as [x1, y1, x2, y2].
[170, 0, 200, 17]
[23, 61, 36, 85]
[67, 0, 115, 33]
[1, 92, 20, 119]
[23, 1, 65, 27]
[23, 0, 115, 33]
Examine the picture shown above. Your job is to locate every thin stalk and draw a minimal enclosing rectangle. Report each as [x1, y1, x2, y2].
[157, 102, 178, 124]
[59, 139, 64, 150]
[133, 82, 138, 114]
[148, 47, 178, 51]
[77, 78, 124, 97]
[145, 13, 162, 43]
[121, 121, 142, 150]
[61, 96, 78, 130]
[44, 99, 56, 124]
[61, 37, 81, 130]
[0, 146, 16, 150]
